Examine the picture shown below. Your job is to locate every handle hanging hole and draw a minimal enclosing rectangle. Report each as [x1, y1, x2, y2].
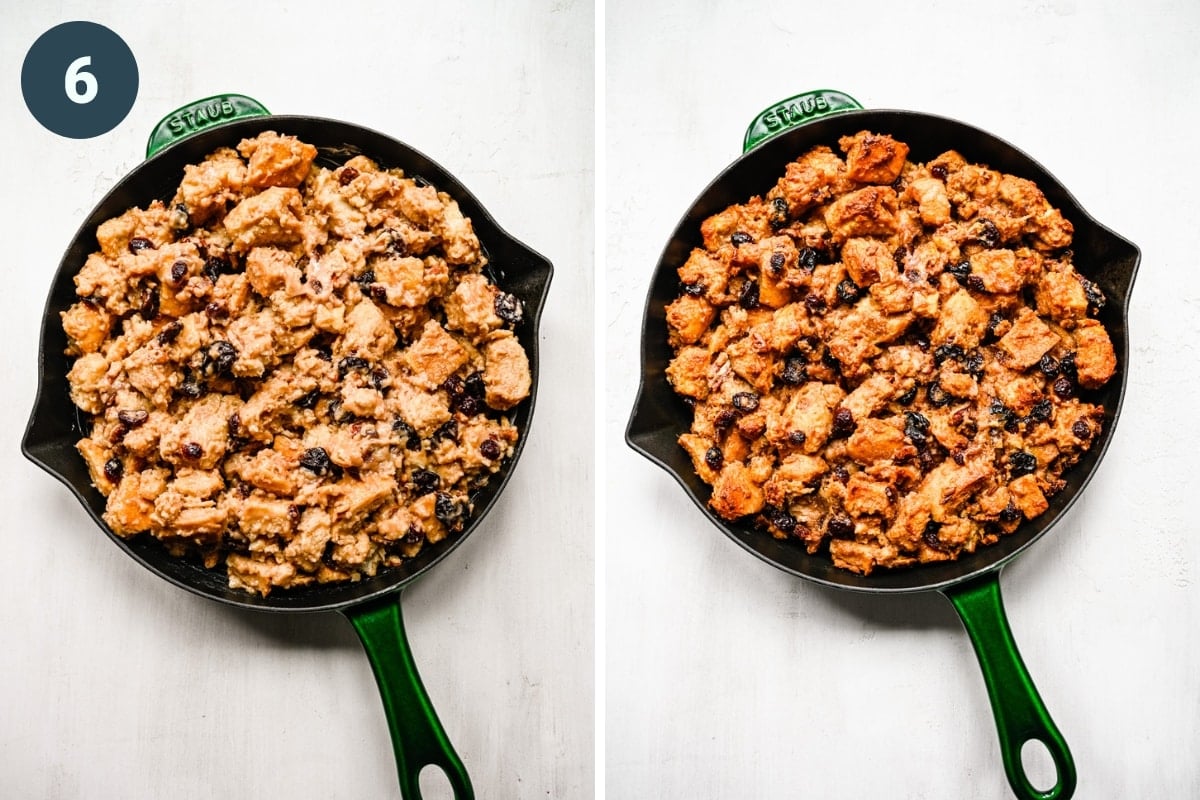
[1020, 738, 1058, 793]
[419, 764, 456, 800]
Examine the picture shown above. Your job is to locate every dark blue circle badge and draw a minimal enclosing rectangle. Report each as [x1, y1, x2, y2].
[21, 21, 138, 139]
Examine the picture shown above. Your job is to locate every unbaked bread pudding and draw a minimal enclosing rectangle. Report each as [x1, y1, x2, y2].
[665, 131, 1115, 574]
[62, 131, 531, 595]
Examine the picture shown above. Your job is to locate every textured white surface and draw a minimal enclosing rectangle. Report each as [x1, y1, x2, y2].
[606, 1, 1200, 798]
[0, 1, 593, 798]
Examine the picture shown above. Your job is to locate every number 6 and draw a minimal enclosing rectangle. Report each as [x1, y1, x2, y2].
[65, 56, 98, 104]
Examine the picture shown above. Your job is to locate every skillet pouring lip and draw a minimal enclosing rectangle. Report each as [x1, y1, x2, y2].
[22, 114, 553, 613]
[626, 108, 1139, 594]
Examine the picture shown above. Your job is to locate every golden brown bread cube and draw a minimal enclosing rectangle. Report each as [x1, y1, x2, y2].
[1072, 319, 1117, 388]
[824, 186, 899, 241]
[840, 131, 909, 185]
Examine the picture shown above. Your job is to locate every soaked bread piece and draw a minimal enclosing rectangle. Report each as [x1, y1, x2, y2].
[63, 131, 531, 595]
[667, 130, 1116, 575]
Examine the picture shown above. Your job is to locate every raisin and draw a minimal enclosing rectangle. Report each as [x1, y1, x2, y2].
[780, 357, 806, 385]
[456, 395, 481, 416]
[442, 375, 465, 396]
[931, 164, 948, 180]
[117, 409, 149, 428]
[1072, 420, 1092, 440]
[404, 527, 424, 545]
[714, 410, 738, 431]
[433, 420, 459, 443]
[156, 321, 182, 345]
[139, 289, 160, 320]
[704, 447, 723, 470]
[976, 219, 1001, 247]
[893, 245, 908, 267]
[495, 292, 524, 325]
[831, 407, 855, 437]
[339, 166, 359, 185]
[299, 447, 333, 475]
[1080, 277, 1106, 312]
[371, 367, 389, 392]
[738, 280, 760, 309]
[904, 411, 930, 447]
[203, 255, 231, 283]
[170, 203, 191, 230]
[731, 392, 759, 413]
[836, 279, 861, 304]
[103, 458, 123, 483]
[681, 282, 704, 296]
[481, 439, 502, 460]
[227, 414, 242, 439]
[370, 284, 388, 302]
[765, 506, 796, 534]
[128, 236, 154, 254]
[1009, 450, 1037, 477]
[354, 269, 376, 287]
[730, 231, 753, 246]
[946, 260, 972, 284]
[768, 251, 786, 275]
[434, 492, 467, 531]
[205, 302, 229, 320]
[412, 468, 440, 496]
[1052, 376, 1075, 400]
[1000, 504, 1022, 523]
[966, 274, 986, 292]
[1058, 352, 1078, 380]
[833, 465, 850, 484]
[788, 431, 807, 446]
[769, 197, 789, 229]
[1037, 354, 1060, 377]
[205, 341, 237, 377]
[337, 356, 370, 378]
[804, 293, 826, 314]
[1028, 398, 1052, 423]
[827, 514, 855, 539]
[463, 372, 486, 398]
[181, 442, 203, 460]
[933, 344, 965, 366]
[984, 312, 1005, 343]
[179, 376, 203, 399]
[170, 260, 189, 285]
[797, 247, 819, 272]
[896, 386, 917, 406]
[392, 419, 421, 450]
[964, 352, 985, 378]
[923, 521, 942, 549]
[821, 350, 841, 370]
[296, 390, 320, 410]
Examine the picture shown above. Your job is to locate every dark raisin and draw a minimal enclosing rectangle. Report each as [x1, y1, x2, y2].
[433, 420, 459, 443]
[299, 447, 333, 475]
[434, 492, 467, 531]
[1009, 450, 1038, 477]
[456, 395, 481, 417]
[714, 410, 738, 431]
[946, 260, 972, 284]
[1000, 504, 1021, 523]
[182, 442, 203, 460]
[731, 392, 759, 413]
[371, 367, 389, 392]
[463, 372, 486, 398]
[238, 482, 253, 499]
[704, 447, 723, 471]
[833, 465, 850, 484]
[495, 293, 524, 325]
[821, 350, 840, 370]
[387, 231, 411, 257]
[989, 398, 1013, 419]
[205, 302, 228, 320]
[893, 245, 908, 267]
[769, 197, 789, 229]
[914, 335, 930, 352]
[355, 269, 376, 287]
[103, 458, 123, 483]
[179, 376, 203, 399]
[412, 468, 441, 496]
[1053, 376, 1075, 400]
[827, 514, 855, 539]
[339, 166, 359, 185]
[139, 289, 160, 320]
[681, 282, 704, 296]
[392, 419, 421, 450]
[768, 251, 786, 275]
[1072, 420, 1092, 440]
[730, 231, 753, 246]
[370, 284, 388, 302]
[310, 279, 324, 293]
[128, 236, 154, 254]
[788, 431, 807, 446]
[206, 341, 237, 377]
[836, 279, 861, 305]
[296, 390, 320, 410]
[228, 414, 243, 440]
[951, 448, 967, 466]
[933, 344, 965, 366]
[404, 527, 424, 545]
[804, 293, 826, 314]
[337, 356, 370, 378]
[927, 382, 950, 407]
[831, 407, 855, 437]
[738, 280, 759, 309]
[964, 352, 985, 378]
[780, 357, 806, 385]
[156, 321, 182, 345]
[442, 375, 465, 396]
[923, 521, 942, 549]
[481, 439, 503, 460]
[1058, 352, 1078, 380]
[984, 312, 1005, 343]
[117, 409, 149, 428]
[976, 219, 1001, 247]
[169, 260, 189, 285]
[966, 274, 986, 292]
[1080, 277, 1106, 312]
[931, 164, 948, 180]
[203, 255, 231, 283]
[1028, 398, 1053, 423]
[904, 411, 930, 447]
[896, 386, 917, 406]
[765, 505, 796, 534]
[287, 505, 302, 526]
[797, 247, 818, 272]
[1037, 354, 1060, 377]
[171, 203, 191, 230]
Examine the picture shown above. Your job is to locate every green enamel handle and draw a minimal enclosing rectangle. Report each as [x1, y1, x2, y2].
[344, 594, 475, 799]
[742, 89, 863, 152]
[944, 574, 1076, 800]
[145, 93, 271, 157]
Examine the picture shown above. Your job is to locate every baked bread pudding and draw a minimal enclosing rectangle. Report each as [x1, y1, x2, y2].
[665, 131, 1115, 574]
[62, 131, 531, 595]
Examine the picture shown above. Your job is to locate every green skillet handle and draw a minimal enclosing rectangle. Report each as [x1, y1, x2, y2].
[742, 89, 863, 153]
[145, 93, 271, 157]
[344, 594, 475, 800]
[944, 573, 1077, 800]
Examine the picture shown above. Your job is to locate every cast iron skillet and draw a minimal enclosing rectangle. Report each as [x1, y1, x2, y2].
[22, 94, 553, 800]
[626, 90, 1138, 800]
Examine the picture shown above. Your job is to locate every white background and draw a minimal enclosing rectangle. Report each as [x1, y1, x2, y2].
[606, 1, 1200, 798]
[1, 1, 593, 798]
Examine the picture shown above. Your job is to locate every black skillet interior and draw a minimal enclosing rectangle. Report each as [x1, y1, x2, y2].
[22, 116, 553, 612]
[627, 109, 1138, 593]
